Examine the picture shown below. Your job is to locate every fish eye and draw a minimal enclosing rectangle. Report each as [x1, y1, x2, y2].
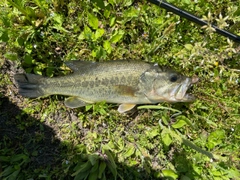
[169, 74, 178, 82]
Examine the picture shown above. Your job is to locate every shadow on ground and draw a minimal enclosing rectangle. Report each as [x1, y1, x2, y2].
[0, 96, 200, 179]
[0, 95, 66, 178]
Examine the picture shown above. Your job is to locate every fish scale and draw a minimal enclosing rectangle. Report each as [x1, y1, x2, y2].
[38, 71, 138, 102]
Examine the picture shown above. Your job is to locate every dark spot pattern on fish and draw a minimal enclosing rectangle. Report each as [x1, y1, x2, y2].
[110, 77, 115, 84]
[101, 78, 109, 86]
[127, 76, 133, 82]
[95, 79, 101, 86]
[89, 81, 94, 88]
[121, 76, 126, 84]
[114, 76, 119, 83]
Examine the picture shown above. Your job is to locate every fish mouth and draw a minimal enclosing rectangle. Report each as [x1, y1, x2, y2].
[174, 76, 199, 102]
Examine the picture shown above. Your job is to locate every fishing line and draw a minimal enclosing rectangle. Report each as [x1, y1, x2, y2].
[148, 0, 240, 43]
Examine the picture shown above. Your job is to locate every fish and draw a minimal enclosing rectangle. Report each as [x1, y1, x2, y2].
[14, 60, 198, 113]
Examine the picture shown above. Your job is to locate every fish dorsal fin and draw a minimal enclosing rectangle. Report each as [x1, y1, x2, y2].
[118, 103, 136, 113]
[64, 96, 93, 108]
[65, 60, 98, 73]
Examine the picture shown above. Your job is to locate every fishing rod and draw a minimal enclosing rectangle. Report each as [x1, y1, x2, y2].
[148, 0, 240, 43]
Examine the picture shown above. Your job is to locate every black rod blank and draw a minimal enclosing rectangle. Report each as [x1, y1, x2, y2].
[148, 0, 240, 43]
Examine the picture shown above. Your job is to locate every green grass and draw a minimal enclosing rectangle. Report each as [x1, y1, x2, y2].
[0, 0, 239, 179]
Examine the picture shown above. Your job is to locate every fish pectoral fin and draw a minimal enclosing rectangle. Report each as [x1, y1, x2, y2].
[114, 85, 137, 96]
[64, 97, 91, 108]
[118, 103, 136, 113]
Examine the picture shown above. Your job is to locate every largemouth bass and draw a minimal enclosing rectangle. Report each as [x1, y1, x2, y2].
[14, 60, 198, 113]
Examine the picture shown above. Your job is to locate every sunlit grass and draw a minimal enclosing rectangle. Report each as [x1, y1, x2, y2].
[0, 0, 239, 179]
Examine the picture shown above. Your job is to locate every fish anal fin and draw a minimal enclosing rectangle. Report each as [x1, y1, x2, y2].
[114, 85, 137, 97]
[64, 97, 92, 108]
[118, 103, 136, 113]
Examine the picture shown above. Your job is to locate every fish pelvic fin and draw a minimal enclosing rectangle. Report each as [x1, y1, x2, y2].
[64, 97, 91, 108]
[118, 103, 136, 113]
[14, 73, 45, 98]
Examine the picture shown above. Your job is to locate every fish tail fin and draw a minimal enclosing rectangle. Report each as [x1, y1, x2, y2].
[14, 73, 46, 98]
